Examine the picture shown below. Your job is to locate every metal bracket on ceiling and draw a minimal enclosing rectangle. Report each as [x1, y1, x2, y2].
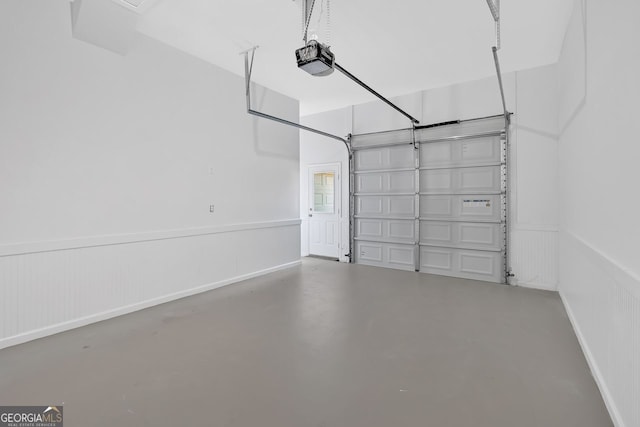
[241, 45, 354, 263]
[486, 0, 501, 51]
[486, 0, 511, 284]
[302, 0, 315, 44]
[485, 0, 509, 123]
[241, 46, 351, 153]
[492, 46, 508, 123]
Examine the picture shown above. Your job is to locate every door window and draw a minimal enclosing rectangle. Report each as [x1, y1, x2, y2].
[313, 172, 335, 214]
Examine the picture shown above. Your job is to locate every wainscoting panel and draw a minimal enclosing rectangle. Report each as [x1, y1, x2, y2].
[0, 220, 301, 349]
[510, 227, 559, 290]
[560, 231, 640, 427]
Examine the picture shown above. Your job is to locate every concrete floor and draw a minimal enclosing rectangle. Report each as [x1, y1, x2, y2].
[0, 258, 612, 427]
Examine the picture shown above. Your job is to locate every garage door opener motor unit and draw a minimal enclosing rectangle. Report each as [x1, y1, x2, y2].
[241, 0, 513, 282]
[295, 40, 334, 77]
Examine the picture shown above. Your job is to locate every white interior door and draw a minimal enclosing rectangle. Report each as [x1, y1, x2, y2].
[308, 164, 340, 258]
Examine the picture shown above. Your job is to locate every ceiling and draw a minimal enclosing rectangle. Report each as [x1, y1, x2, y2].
[136, 0, 575, 115]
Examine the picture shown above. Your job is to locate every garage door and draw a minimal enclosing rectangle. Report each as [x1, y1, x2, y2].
[351, 116, 508, 283]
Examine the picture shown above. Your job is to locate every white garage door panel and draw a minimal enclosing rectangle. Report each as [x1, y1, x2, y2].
[354, 145, 414, 171]
[388, 147, 415, 169]
[421, 248, 452, 270]
[420, 246, 503, 283]
[356, 195, 415, 218]
[460, 251, 498, 275]
[355, 241, 415, 271]
[419, 166, 501, 195]
[420, 136, 502, 169]
[461, 138, 501, 164]
[420, 221, 502, 251]
[419, 195, 502, 222]
[351, 129, 413, 148]
[356, 218, 415, 244]
[420, 142, 451, 166]
[352, 116, 508, 283]
[357, 241, 383, 262]
[355, 170, 415, 194]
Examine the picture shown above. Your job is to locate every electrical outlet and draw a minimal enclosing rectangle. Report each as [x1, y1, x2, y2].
[209, 204, 215, 213]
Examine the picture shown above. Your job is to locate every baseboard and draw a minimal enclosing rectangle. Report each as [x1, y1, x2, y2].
[515, 281, 558, 291]
[0, 260, 301, 350]
[559, 290, 625, 427]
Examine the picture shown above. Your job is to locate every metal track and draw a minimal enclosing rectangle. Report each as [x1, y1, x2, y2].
[334, 62, 420, 125]
[242, 47, 354, 262]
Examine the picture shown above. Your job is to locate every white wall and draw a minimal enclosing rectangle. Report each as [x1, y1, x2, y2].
[0, 0, 300, 348]
[301, 66, 560, 290]
[300, 108, 352, 261]
[558, 1, 640, 426]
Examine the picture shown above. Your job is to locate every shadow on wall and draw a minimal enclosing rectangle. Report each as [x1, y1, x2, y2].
[250, 83, 299, 161]
[559, 0, 587, 136]
[516, 0, 587, 153]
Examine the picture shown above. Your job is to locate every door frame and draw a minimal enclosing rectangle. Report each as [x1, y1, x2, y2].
[307, 162, 342, 258]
